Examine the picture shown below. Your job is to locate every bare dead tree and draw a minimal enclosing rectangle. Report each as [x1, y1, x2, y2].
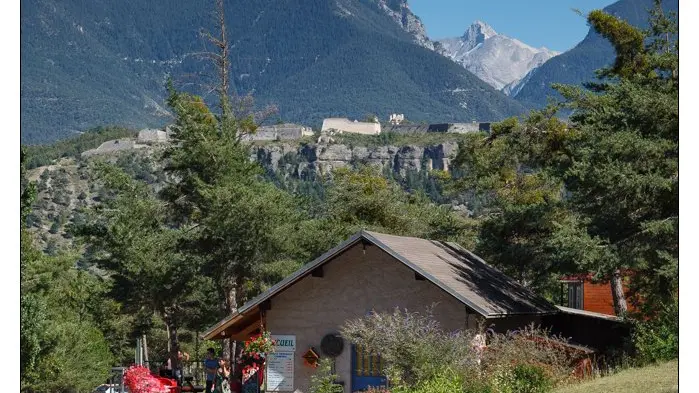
[199, 0, 232, 121]
[198, 0, 278, 144]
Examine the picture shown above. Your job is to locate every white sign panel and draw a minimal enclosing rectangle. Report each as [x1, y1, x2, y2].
[271, 335, 296, 353]
[265, 351, 294, 392]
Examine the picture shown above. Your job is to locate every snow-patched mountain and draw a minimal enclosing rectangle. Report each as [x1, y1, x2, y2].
[439, 21, 559, 94]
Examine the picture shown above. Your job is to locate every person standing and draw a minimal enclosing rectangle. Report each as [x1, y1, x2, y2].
[213, 359, 232, 393]
[204, 348, 219, 393]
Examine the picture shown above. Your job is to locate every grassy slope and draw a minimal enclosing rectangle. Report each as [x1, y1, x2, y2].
[554, 360, 678, 393]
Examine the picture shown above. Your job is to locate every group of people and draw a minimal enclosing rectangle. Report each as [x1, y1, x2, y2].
[204, 348, 243, 393]
[158, 347, 243, 393]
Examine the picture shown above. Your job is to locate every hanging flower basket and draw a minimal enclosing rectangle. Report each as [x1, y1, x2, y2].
[238, 330, 276, 383]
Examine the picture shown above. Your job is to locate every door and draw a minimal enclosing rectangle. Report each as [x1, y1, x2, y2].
[567, 282, 584, 309]
[351, 345, 387, 391]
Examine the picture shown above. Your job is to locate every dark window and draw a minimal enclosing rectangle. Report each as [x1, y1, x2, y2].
[567, 282, 584, 309]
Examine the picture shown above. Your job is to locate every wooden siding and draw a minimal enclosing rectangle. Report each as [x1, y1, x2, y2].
[583, 281, 616, 315]
[584, 281, 637, 315]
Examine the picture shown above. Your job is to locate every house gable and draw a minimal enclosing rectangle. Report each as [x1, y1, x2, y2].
[203, 230, 558, 340]
[262, 242, 473, 393]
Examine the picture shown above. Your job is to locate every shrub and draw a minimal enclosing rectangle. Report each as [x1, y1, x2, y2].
[510, 363, 553, 393]
[309, 358, 343, 393]
[481, 324, 579, 386]
[343, 309, 579, 392]
[632, 298, 679, 364]
[49, 220, 61, 234]
[393, 368, 464, 393]
[490, 364, 553, 393]
[462, 378, 495, 393]
[341, 306, 479, 387]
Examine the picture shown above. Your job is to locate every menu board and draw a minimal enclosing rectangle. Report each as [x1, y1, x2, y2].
[265, 351, 294, 391]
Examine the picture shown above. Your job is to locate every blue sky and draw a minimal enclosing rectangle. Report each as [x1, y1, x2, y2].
[409, 0, 617, 52]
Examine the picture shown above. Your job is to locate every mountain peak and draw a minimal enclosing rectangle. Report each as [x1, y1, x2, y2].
[439, 19, 559, 92]
[462, 20, 497, 43]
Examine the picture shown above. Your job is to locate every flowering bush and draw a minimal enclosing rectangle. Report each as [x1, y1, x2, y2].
[238, 330, 276, 383]
[243, 331, 276, 354]
[124, 365, 169, 393]
[342, 308, 579, 392]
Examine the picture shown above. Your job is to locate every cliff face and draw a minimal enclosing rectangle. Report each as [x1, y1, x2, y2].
[374, 0, 444, 53]
[26, 138, 465, 251]
[251, 141, 459, 178]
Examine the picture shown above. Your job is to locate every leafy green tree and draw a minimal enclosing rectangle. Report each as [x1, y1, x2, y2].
[551, 1, 678, 315]
[452, 113, 577, 294]
[21, 149, 52, 390]
[159, 73, 308, 367]
[23, 251, 115, 392]
[77, 162, 204, 370]
[452, 2, 678, 315]
[318, 166, 476, 248]
[154, 0, 314, 365]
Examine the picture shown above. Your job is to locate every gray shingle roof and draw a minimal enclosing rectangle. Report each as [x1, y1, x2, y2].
[203, 230, 558, 339]
[363, 231, 559, 316]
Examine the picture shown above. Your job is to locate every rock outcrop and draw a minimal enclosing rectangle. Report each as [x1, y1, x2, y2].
[250, 141, 459, 179]
[375, 0, 446, 54]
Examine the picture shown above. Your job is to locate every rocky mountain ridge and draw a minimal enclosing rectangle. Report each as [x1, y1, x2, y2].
[374, 0, 446, 54]
[252, 140, 458, 178]
[439, 21, 559, 93]
[22, 0, 524, 144]
[512, 0, 679, 107]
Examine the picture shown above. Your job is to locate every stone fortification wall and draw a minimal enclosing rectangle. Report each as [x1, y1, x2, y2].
[321, 118, 381, 135]
[383, 122, 489, 134]
[243, 123, 313, 141]
[137, 128, 169, 144]
[448, 122, 491, 133]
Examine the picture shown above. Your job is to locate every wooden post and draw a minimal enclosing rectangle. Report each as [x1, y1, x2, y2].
[143, 334, 149, 366]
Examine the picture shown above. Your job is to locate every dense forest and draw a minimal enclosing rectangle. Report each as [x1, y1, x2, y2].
[20, 3, 678, 392]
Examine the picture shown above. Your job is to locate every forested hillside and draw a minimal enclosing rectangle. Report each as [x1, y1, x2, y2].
[513, 0, 678, 108]
[21, 0, 524, 144]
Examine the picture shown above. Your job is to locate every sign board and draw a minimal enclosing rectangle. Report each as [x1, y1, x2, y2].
[265, 351, 294, 392]
[271, 335, 296, 353]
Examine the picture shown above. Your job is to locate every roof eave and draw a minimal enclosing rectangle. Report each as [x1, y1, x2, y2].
[201, 311, 242, 340]
[483, 310, 561, 319]
[201, 231, 366, 338]
[555, 305, 625, 322]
